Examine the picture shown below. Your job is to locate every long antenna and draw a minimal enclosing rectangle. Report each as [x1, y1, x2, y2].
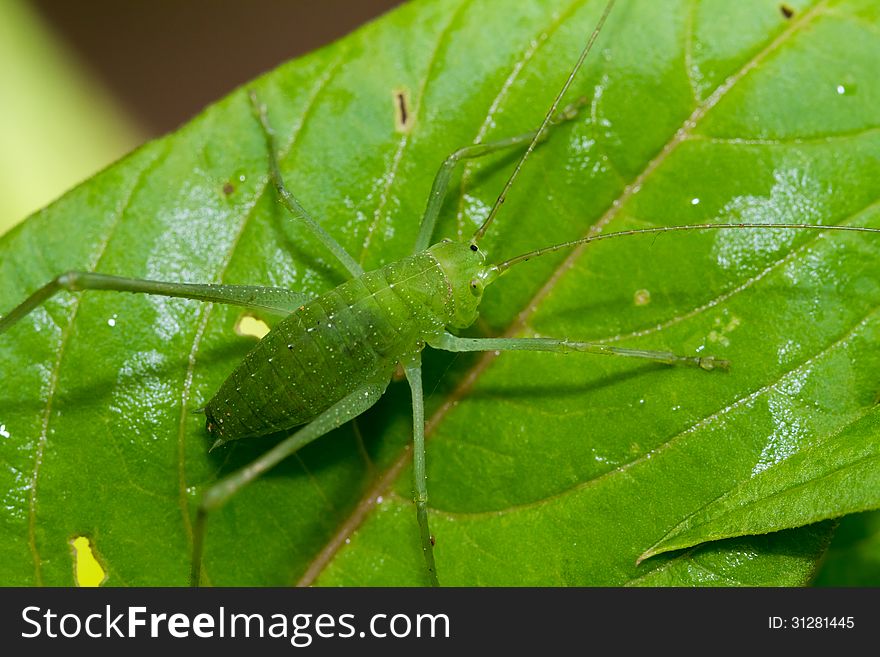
[490, 222, 880, 274]
[472, 0, 616, 243]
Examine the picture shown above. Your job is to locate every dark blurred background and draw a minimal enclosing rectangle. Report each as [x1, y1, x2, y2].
[0, 1, 401, 229]
[30, 0, 403, 136]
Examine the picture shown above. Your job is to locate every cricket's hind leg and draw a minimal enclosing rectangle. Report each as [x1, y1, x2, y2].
[402, 354, 439, 586]
[413, 99, 587, 253]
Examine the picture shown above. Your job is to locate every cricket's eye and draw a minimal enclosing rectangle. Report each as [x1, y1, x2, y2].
[469, 278, 483, 295]
[469, 243, 479, 252]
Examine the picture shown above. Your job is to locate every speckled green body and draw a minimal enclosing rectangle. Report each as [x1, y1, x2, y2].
[205, 240, 486, 444]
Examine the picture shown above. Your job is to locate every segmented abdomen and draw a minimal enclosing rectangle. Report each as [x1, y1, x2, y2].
[205, 252, 453, 443]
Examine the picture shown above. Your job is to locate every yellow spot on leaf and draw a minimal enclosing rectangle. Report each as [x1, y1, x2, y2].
[71, 536, 106, 587]
[235, 314, 270, 339]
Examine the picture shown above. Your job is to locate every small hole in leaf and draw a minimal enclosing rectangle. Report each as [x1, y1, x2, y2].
[70, 535, 106, 587]
[235, 313, 270, 339]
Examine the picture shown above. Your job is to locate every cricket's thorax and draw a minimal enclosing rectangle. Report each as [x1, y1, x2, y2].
[205, 241, 486, 444]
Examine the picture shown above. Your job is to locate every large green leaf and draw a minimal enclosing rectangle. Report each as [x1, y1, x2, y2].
[1, 0, 878, 586]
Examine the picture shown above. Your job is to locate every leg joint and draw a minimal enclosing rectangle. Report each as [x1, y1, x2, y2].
[55, 271, 83, 291]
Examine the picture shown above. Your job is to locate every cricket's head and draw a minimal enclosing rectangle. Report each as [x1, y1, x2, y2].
[428, 239, 500, 328]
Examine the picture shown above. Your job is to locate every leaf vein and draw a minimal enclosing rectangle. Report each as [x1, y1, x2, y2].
[27, 143, 170, 585]
[358, 0, 472, 263]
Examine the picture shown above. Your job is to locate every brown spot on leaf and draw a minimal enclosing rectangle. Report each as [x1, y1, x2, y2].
[393, 87, 412, 133]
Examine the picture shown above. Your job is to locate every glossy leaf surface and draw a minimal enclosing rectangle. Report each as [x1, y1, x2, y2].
[1, 0, 878, 586]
